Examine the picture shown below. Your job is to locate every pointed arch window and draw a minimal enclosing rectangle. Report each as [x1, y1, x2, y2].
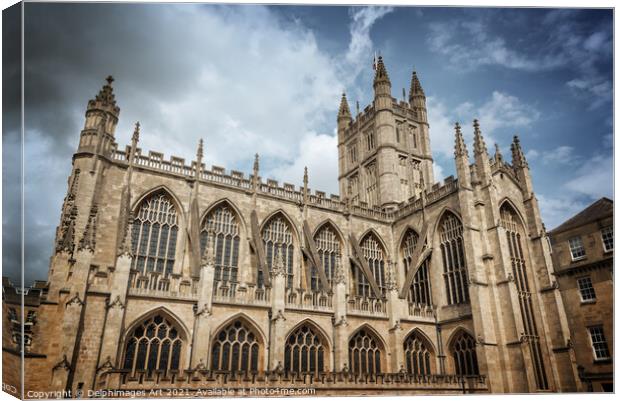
[402, 230, 432, 307]
[353, 233, 386, 298]
[200, 204, 240, 283]
[451, 331, 478, 376]
[403, 331, 434, 375]
[439, 213, 469, 305]
[131, 191, 179, 275]
[312, 225, 341, 291]
[123, 315, 183, 374]
[500, 204, 548, 389]
[211, 320, 260, 373]
[284, 325, 326, 374]
[348, 328, 382, 375]
[261, 215, 294, 288]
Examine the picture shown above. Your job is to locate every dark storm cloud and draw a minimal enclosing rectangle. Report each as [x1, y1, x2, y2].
[12, 3, 392, 284]
[3, 3, 23, 285]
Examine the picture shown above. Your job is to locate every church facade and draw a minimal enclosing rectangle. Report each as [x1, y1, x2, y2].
[3, 57, 582, 396]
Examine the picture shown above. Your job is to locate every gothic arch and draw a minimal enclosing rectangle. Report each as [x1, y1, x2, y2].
[347, 324, 388, 374]
[210, 313, 266, 372]
[200, 198, 247, 234]
[285, 318, 333, 351]
[284, 319, 332, 373]
[403, 327, 437, 354]
[432, 207, 463, 242]
[211, 313, 267, 347]
[132, 185, 185, 216]
[119, 307, 189, 373]
[121, 307, 190, 344]
[259, 209, 300, 242]
[358, 228, 389, 254]
[446, 326, 475, 349]
[498, 198, 527, 228]
[397, 225, 420, 253]
[446, 327, 479, 376]
[312, 218, 345, 244]
[403, 327, 436, 375]
[347, 323, 388, 354]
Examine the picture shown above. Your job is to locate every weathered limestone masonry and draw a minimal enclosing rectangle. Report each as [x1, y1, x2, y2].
[3, 58, 580, 397]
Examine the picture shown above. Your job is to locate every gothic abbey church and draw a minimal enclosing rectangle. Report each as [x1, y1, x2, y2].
[3, 57, 582, 395]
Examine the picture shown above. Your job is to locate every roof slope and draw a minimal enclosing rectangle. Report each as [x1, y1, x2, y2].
[549, 197, 613, 234]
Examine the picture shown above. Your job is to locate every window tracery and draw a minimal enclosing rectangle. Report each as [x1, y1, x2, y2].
[284, 325, 326, 374]
[261, 215, 294, 288]
[312, 225, 341, 291]
[211, 320, 260, 372]
[200, 204, 240, 283]
[402, 229, 432, 306]
[352, 233, 386, 298]
[348, 329, 382, 374]
[131, 191, 179, 275]
[123, 315, 183, 374]
[403, 331, 433, 375]
[451, 331, 478, 376]
[439, 213, 469, 305]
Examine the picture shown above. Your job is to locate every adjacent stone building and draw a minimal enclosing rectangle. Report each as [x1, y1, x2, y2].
[548, 198, 613, 392]
[3, 58, 582, 397]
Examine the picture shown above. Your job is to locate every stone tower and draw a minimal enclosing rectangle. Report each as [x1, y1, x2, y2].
[337, 57, 434, 209]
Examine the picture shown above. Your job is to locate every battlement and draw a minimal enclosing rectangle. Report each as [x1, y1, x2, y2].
[111, 145, 460, 222]
[2, 278, 47, 306]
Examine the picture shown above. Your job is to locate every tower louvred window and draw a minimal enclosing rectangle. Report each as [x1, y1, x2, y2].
[131, 191, 179, 275]
[200, 205, 240, 283]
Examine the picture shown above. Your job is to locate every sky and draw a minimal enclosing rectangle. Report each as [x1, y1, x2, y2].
[2, 3, 614, 284]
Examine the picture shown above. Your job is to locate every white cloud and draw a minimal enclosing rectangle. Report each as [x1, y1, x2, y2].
[565, 155, 613, 199]
[427, 91, 538, 158]
[345, 6, 394, 82]
[265, 133, 339, 195]
[433, 162, 445, 182]
[537, 194, 588, 231]
[541, 145, 576, 165]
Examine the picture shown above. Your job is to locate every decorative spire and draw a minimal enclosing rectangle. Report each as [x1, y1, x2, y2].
[118, 210, 134, 257]
[338, 93, 351, 119]
[56, 205, 78, 254]
[373, 56, 390, 83]
[197, 138, 204, 162]
[131, 122, 140, 145]
[201, 230, 216, 266]
[252, 153, 260, 185]
[494, 143, 503, 164]
[409, 70, 425, 100]
[78, 205, 98, 252]
[271, 247, 287, 277]
[90, 75, 118, 111]
[511, 135, 528, 168]
[303, 166, 309, 188]
[472, 119, 488, 155]
[454, 122, 468, 158]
